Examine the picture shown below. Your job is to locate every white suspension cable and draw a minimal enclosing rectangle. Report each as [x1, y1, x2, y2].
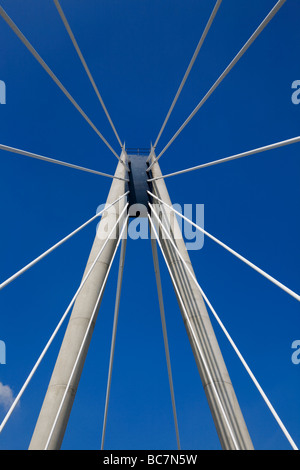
[148, 135, 300, 181]
[148, 191, 300, 302]
[0, 192, 129, 290]
[149, 202, 298, 451]
[148, 213, 240, 450]
[0, 203, 129, 434]
[101, 229, 128, 450]
[45, 214, 129, 450]
[147, 0, 287, 171]
[0, 6, 126, 167]
[150, 234, 181, 450]
[0, 144, 129, 181]
[153, 0, 222, 149]
[53, 0, 123, 148]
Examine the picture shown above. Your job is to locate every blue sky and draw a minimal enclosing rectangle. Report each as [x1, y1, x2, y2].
[0, 0, 299, 450]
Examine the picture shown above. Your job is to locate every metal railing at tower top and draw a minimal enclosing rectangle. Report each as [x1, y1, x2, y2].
[125, 148, 151, 156]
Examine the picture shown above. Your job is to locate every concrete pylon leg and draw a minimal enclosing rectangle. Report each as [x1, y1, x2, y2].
[149, 155, 254, 450]
[29, 151, 128, 450]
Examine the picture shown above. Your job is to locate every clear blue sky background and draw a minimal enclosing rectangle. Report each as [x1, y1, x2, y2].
[0, 0, 299, 450]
